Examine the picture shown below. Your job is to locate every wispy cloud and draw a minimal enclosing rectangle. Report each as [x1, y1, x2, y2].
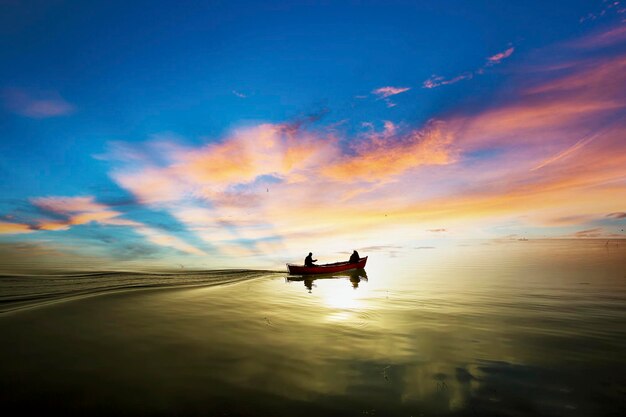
[574, 227, 605, 238]
[371, 86, 410, 98]
[607, 212, 626, 219]
[571, 24, 626, 48]
[486, 47, 515, 66]
[21, 196, 207, 256]
[32, 196, 110, 214]
[530, 131, 600, 171]
[371, 86, 411, 107]
[423, 47, 515, 89]
[423, 73, 473, 89]
[3, 89, 75, 118]
[579, 0, 625, 23]
[232, 90, 247, 98]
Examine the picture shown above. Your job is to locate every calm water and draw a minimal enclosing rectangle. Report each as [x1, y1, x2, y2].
[1, 240, 625, 416]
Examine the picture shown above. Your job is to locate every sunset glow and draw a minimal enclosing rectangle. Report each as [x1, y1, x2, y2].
[1, 1, 624, 271]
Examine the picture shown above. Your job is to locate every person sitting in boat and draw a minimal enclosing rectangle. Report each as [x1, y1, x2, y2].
[304, 252, 317, 267]
[349, 250, 360, 264]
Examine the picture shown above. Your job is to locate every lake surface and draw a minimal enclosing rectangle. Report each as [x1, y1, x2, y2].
[1, 239, 625, 416]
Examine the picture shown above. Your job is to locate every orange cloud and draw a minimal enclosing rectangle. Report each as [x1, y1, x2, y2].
[0, 221, 33, 234]
[28, 196, 208, 256]
[32, 196, 126, 231]
[323, 121, 456, 181]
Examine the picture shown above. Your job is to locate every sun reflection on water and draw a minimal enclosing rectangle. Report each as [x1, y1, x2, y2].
[319, 280, 363, 310]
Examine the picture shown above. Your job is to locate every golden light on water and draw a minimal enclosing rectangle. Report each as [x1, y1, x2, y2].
[320, 281, 363, 310]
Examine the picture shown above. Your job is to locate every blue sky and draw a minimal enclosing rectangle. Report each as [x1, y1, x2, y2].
[1, 0, 625, 271]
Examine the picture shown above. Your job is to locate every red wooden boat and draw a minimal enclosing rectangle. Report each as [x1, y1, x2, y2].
[287, 256, 367, 275]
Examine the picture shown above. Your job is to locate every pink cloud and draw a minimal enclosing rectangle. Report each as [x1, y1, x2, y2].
[423, 73, 473, 88]
[574, 228, 604, 238]
[113, 167, 185, 204]
[571, 24, 626, 48]
[3, 89, 75, 118]
[31, 196, 129, 231]
[31, 196, 109, 214]
[530, 130, 601, 171]
[486, 47, 515, 65]
[456, 54, 626, 151]
[26, 196, 208, 255]
[423, 47, 514, 89]
[607, 212, 626, 219]
[371, 86, 410, 98]
[580, 1, 625, 24]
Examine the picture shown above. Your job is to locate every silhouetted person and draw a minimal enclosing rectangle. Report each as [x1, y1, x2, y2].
[350, 274, 360, 288]
[349, 250, 360, 264]
[304, 252, 317, 267]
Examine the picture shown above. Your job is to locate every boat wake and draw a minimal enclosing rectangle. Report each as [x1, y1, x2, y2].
[0, 269, 281, 314]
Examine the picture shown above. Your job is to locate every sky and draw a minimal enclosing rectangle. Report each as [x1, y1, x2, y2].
[1, 0, 625, 271]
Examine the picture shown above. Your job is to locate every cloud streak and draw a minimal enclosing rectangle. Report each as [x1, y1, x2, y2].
[371, 86, 411, 107]
[423, 47, 515, 88]
[607, 212, 626, 219]
[486, 47, 515, 66]
[372, 86, 410, 98]
[0, 196, 210, 256]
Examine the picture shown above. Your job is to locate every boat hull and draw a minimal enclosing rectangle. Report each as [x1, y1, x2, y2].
[287, 256, 367, 275]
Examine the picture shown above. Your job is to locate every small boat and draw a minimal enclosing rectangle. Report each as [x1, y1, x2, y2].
[286, 256, 367, 275]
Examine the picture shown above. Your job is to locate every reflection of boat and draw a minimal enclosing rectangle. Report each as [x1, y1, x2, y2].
[286, 269, 368, 291]
[286, 256, 367, 275]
